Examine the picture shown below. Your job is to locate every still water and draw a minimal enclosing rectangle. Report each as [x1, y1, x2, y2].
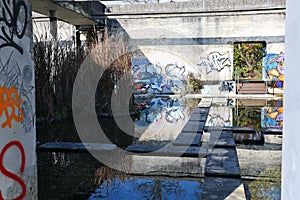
[37, 97, 282, 199]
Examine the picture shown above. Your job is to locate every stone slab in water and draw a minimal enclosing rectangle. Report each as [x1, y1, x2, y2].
[193, 107, 210, 115]
[202, 177, 245, 200]
[38, 142, 117, 152]
[189, 114, 208, 122]
[212, 131, 236, 148]
[204, 126, 256, 133]
[127, 155, 206, 177]
[182, 121, 205, 133]
[205, 148, 241, 178]
[172, 133, 202, 146]
[125, 144, 207, 157]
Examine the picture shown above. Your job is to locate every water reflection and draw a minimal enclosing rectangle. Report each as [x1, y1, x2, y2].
[89, 177, 203, 200]
[134, 97, 199, 142]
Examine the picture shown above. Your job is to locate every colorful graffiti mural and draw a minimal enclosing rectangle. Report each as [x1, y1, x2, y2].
[132, 57, 189, 94]
[198, 51, 231, 74]
[261, 99, 283, 129]
[263, 52, 284, 89]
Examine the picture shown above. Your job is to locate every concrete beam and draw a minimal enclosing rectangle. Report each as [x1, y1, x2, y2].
[32, 0, 106, 26]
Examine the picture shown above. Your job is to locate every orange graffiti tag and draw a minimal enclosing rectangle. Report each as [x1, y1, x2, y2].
[0, 85, 24, 128]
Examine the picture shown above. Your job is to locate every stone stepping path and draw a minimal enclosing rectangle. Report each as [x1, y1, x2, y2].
[204, 126, 256, 133]
[211, 131, 236, 148]
[202, 177, 245, 200]
[205, 147, 241, 178]
[192, 107, 210, 115]
[182, 121, 205, 133]
[189, 114, 208, 122]
[38, 142, 117, 152]
[127, 155, 206, 177]
[125, 144, 207, 157]
[172, 133, 202, 146]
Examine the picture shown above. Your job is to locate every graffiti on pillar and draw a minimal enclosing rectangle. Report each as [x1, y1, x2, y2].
[198, 51, 231, 74]
[0, 141, 26, 200]
[0, 85, 24, 128]
[132, 57, 188, 94]
[0, 53, 35, 132]
[0, 0, 28, 54]
[263, 52, 284, 89]
[0, 0, 36, 198]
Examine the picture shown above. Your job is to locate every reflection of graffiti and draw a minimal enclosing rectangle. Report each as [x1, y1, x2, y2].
[262, 99, 283, 128]
[264, 52, 284, 89]
[219, 81, 235, 93]
[0, 53, 34, 132]
[0, 85, 24, 128]
[0, 141, 26, 200]
[0, 0, 28, 54]
[207, 114, 231, 127]
[135, 98, 185, 124]
[198, 51, 231, 74]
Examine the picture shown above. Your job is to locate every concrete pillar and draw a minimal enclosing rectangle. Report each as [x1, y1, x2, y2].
[49, 10, 58, 40]
[282, 0, 300, 198]
[0, 0, 37, 199]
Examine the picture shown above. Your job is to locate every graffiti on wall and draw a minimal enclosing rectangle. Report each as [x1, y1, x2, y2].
[132, 57, 188, 94]
[0, 0, 36, 198]
[263, 52, 284, 89]
[198, 51, 231, 74]
[219, 81, 235, 93]
[261, 99, 283, 129]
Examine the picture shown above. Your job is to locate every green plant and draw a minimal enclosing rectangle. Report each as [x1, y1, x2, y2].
[234, 43, 264, 80]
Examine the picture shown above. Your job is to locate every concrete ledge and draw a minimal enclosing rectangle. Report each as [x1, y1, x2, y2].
[38, 142, 117, 152]
[110, 0, 285, 15]
[182, 121, 205, 133]
[125, 144, 207, 157]
[128, 155, 206, 177]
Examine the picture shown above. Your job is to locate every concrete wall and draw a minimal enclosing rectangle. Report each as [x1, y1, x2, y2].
[283, 0, 300, 198]
[0, 0, 37, 199]
[108, 0, 285, 94]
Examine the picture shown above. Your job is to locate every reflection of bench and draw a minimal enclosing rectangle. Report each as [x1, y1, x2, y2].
[261, 127, 283, 135]
[236, 81, 266, 94]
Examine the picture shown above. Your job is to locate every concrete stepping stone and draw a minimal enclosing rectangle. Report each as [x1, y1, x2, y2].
[172, 133, 202, 146]
[125, 144, 207, 157]
[204, 126, 256, 133]
[212, 131, 236, 148]
[189, 114, 208, 122]
[205, 148, 241, 178]
[182, 121, 205, 133]
[38, 142, 117, 152]
[193, 107, 210, 115]
[127, 155, 206, 177]
[202, 177, 245, 200]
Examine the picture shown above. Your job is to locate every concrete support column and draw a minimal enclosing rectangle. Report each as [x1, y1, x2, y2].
[282, 0, 300, 198]
[0, 0, 37, 199]
[49, 10, 57, 40]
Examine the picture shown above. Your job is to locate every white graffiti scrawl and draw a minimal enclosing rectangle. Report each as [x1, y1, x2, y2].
[198, 51, 231, 74]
